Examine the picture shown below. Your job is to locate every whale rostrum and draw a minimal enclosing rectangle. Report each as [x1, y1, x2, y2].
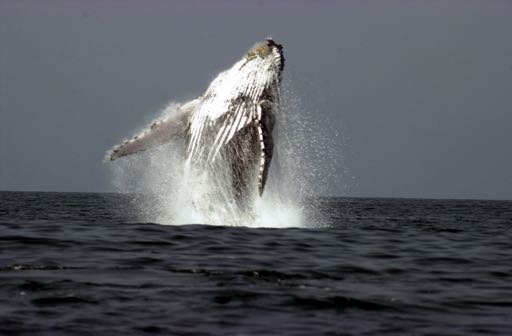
[109, 39, 284, 212]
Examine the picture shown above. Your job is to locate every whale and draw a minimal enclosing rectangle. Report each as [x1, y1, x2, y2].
[108, 38, 284, 215]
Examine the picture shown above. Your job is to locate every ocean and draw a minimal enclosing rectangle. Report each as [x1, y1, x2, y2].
[0, 191, 511, 335]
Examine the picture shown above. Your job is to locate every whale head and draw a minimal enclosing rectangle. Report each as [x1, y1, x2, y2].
[245, 38, 285, 73]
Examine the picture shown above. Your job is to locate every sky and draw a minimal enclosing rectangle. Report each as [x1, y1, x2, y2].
[0, 0, 511, 200]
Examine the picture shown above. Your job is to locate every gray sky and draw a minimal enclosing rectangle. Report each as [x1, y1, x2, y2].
[1, 0, 511, 199]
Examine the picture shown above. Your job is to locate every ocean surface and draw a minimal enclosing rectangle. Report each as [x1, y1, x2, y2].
[0, 191, 511, 335]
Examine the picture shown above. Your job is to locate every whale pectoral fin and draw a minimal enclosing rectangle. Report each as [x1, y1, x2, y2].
[257, 100, 275, 196]
[109, 98, 199, 161]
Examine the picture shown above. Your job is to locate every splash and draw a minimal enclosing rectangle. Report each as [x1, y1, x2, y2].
[109, 81, 342, 228]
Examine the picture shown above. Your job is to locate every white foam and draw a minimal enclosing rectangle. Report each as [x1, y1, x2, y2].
[109, 81, 345, 229]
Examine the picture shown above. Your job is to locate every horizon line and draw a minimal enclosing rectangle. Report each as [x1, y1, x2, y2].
[1, 189, 510, 203]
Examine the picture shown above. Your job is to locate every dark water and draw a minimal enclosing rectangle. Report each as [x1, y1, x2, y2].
[1, 191, 511, 335]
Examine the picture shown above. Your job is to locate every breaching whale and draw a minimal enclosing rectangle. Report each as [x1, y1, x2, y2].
[108, 38, 284, 216]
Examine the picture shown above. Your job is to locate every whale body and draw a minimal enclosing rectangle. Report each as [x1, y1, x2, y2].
[108, 39, 284, 214]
